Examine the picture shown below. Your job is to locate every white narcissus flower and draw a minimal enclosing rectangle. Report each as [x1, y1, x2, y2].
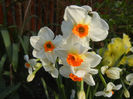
[59, 64, 98, 86]
[101, 66, 122, 80]
[30, 27, 64, 63]
[95, 82, 122, 97]
[24, 55, 36, 74]
[126, 73, 133, 85]
[58, 42, 101, 86]
[61, 5, 109, 46]
[41, 58, 58, 78]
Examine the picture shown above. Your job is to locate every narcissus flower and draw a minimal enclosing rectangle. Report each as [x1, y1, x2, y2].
[95, 82, 122, 97]
[61, 5, 109, 44]
[24, 55, 36, 74]
[126, 73, 133, 85]
[59, 64, 99, 86]
[103, 34, 132, 66]
[101, 66, 122, 80]
[41, 58, 58, 78]
[120, 55, 133, 66]
[30, 27, 63, 63]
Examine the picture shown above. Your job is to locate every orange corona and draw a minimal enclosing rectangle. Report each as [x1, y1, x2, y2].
[25, 63, 30, 68]
[69, 73, 83, 82]
[112, 91, 114, 95]
[72, 24, 88, 38]
[44, 41, 55, 52]
[67, 53, 83, 67]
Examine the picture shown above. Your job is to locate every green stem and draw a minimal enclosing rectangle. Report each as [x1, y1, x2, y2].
[33, 64, 42, 75]
[41, 78, 49, 99]
[99, 72, 107, 87]
[86, 85, 90, 99]
[80, 80, 84, 91]
[56, 76, 66, 99]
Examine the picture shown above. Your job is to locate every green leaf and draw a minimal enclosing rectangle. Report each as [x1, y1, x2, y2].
[41, 78, 49, 99]
[19, 36, 28, 54]
[0, 54, 6, 74]
[0, 78, 6, 93]
[12, 43, 19, 72]
[1, 29, 12, 61]
[0, 83, 21, 99]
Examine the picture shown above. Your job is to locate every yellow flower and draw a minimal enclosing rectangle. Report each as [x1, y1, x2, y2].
[103, 34, 131, 66]
[120, 55, 133, 66]
[123, 34, 131, 54]
[126, 55, 133, 66]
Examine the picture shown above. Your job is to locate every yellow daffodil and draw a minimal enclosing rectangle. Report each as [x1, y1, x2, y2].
[103, 34, 131, 66]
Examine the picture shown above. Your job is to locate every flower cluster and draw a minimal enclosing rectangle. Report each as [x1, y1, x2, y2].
[24, 5, 133, 98]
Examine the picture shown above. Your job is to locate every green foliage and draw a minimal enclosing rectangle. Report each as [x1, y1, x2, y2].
[0, 0, 133, 99]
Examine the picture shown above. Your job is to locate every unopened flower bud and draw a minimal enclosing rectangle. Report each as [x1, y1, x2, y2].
[27, 73, 35, 82]
[106, 67, 122, 80]
[78, 90, 86, 99]
[124, 89, 130, 98]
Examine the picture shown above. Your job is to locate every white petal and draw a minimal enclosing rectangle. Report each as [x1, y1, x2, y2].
[81, 5, 92, 12]
[126, 73, 133, 82]
[113, 84, 122, 90]
[53, 35, 64, 47]
[45, 52, 57, 63]
[30, 36, 44, 50]
[28, 59, 36, 67]
[73, 43, 88, 54]
[50, 68, 58, 78]
[101, 66, 109, 75]
[129, 81, 133, 85]
[106, 67, 122, 80]
[83, 74, 95, 86]
[75, 70, 86, 77]
[41, 58, 54, 71]
[85, 52, 102, 67]
[104, 92, 112, 97]
[89, 12, 109, 41]
[83, 15, 91, 25]
[32, 49, 46, 59]
[64, 5, 87, 24]
[106, 82, 115, 91]
[95, 91, 104, 96]
[24, 55, 29, 61]
[28, 68, 33, 74]
[61, 21, 73, 39]
[89, 69, 98, 75]
[90, 27, 108, 42]
[59, 66, 72, 78]
[38, 27, 54, 41]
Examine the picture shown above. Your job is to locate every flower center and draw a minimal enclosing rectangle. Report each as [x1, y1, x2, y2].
[44, 41, 55, 52]
[25, 63, 31, 68]
[69, 73, 83, 82]
[66, 53, 83, 67]
[72, 24, 88, 38]
[112, 91, 114, 95]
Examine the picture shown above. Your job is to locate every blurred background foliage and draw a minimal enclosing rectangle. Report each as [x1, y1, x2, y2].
[0, 0, 133, 99]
